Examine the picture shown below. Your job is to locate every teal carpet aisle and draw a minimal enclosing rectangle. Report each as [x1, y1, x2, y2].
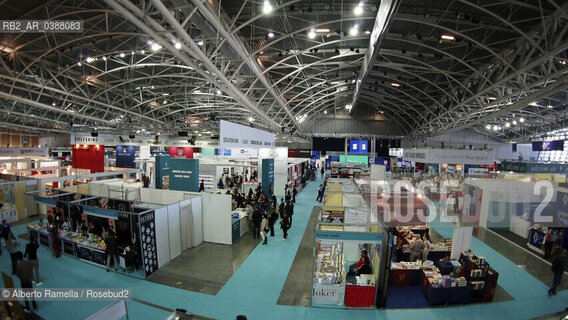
[0, 178, 566, 320]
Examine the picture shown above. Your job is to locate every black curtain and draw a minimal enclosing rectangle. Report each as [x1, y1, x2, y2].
[312, 137, 345, 154]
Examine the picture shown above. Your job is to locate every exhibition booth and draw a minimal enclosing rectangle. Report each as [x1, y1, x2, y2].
[312, 178, 387, 308]
[403, 148, 495, 177]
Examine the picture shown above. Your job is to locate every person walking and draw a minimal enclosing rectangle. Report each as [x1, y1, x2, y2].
[316, 184, 323, 202]
[199, 179, 205, 192]
[281, 212, 290, 240]
[24, 236, 42, 285]
[285, 200, 294, 228]
[318, 184, 326, 203]
[16, 252, 37, 312]
[278, 198, 285, 220]
[1, 219, 12, 252]
[260, 214, 269, 245]
[544, 229, 556, 259]
[105, 230, 119, 272]
[292, 187, 298, 203]
[320, 167, 325, 178]
[268, 204, 278, 237]
[7, 232, 19, 274]
[252, 205, 262, 239]
[548, 250, 566, 296]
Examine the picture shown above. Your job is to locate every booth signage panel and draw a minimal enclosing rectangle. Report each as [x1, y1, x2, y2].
[262, 159, 275, 206]
[168, 147, 194, 159]
[217, 148, 231, 156]
[150, 147, 169, 155]
[528, 228, 546, 248]
[312, 283, 345, 305]
[139, 210, 159, 277]
[0, 147, 48, 157]
[116, 145, 136, 168]
[501, 161, 527, 172]
[82, 206, 118, 219]
[231, 148, 258, 157]
[532, 140, 564, 151]
[402, 150, 428, 162]
[33, 196, 56, 206]
[71, 132, 219, 148]
[154, 156, 171, 189]
[315, 231, 382, 242]
[219, 120, 275, 149]
[526, 163, 568, 174]
[169, 159, 199, 192]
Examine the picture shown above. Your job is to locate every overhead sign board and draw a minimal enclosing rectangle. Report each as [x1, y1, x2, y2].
[219, 120, 275, 149]
[403, 148, 494, 165]
[0, 147, 48, 157]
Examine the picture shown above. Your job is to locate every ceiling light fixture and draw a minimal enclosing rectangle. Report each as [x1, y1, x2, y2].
[354, 3, 363, 15]
[519, 117, 525, 123]
[174, 42, 182, 49]
[493, 125, 499, 131]
[267, 32, 275, 38]
[440, 34, 455, 41]
[547, 105, 554, 109]
[365, 30, 371, 35]
[505, 122, 510, 128]
[315, 28, 330, 33]
[262, 0, 273, 14]
[141, 50, 145, 54]
[197, 40, 204, 46]
[391, 82, 400, 87]
[349, 25, 359, 36]
[151, 43, 162, 51]
[86, 57, 94, 63]
[102, 56, 107, 61]
[308, 29, 316, 39]
[77, 62, 82, 66]
[485, 124, 491, 130]
[324, 110, 327, 114]
[120, 53, 125, 58]
[249, 117, 255, 122]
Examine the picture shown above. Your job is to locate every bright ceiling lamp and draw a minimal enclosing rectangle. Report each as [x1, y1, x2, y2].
[315, 28, 330, 33]
[151, 42, 162, 51]
[174, 41, 182, 49]
[519, 117, 525, 123]
[547, 105, 554, 109]
[349, 24, 359, 36]
[262, 1, 273, 14]
[440, 34, 455, 41]
[505, 122, 510, 128]
[354, 3, 363, 15]
[512, 120, 517, 125]
[86, 57, 94, 63]
[197, 40, 204, 46]
[308, 29, 316, 39]
[120, 52, 125, 57]
[485, 124, 491, 130]
[391, 82, 400, 87]
[324, 110, 327, 114]
[493, 125, 499, 131]
[249, 117, 255, 122]
[267, 32, 274, 38]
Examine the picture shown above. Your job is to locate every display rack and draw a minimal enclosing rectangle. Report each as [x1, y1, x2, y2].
[313, 242, 345, 285]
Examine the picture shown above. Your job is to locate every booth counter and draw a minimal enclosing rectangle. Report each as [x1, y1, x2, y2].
[231, 208, 249, 243]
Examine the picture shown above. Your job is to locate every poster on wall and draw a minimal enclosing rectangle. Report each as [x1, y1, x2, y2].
[139, 210, 158, 277]
[116, 145, 136, 168]
[169, 159, 199, 192]
[262, 158, 275, 206]
[219, 120, 275, 149]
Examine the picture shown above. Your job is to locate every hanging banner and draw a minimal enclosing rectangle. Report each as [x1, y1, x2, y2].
[403, 148, 493, 165]
[349, 140, 369, 153]
[169, 159, 199, 192]
[139, 210, 158, 277]
[116, 145, 136, 168]
[168, 147, 194, 159]
[262, 158, 275, 206]
[219, 120, 275, 149]
[532, 140, 564, 151]
[0, 147, 48, 157]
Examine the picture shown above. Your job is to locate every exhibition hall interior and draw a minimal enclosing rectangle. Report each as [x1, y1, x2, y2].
[0, 0, 567, 319]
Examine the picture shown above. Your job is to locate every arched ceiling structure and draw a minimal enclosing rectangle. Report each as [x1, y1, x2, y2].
[0, 0, 566, 143]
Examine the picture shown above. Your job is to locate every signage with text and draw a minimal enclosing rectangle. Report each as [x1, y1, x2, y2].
[168, 147, 194, 159]
[219, 120, 275, 149]
[116, 145, 136, 168]
[0, 147, 48, 157]
[532, 140, 564, 151]
[403, 148, 493, 165]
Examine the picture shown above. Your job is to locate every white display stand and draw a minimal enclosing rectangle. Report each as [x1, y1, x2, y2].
[451, 226, 473, 259]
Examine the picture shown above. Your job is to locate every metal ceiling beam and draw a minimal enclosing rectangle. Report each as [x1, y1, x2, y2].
[189, 0, 302, 132]
[350, 0, 400, 115]
[104, 0, 281, 130]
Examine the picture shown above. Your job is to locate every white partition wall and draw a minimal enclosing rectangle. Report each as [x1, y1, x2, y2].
[189, 196, 203, 247]
[154, 206, 170, 268]
[167, 202, 182, 260]
[201, 193, 232, 245]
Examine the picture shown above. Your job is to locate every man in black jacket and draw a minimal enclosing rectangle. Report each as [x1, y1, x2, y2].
[285, 200, 294, 228]
[105, 230, 119, 272]
[548, 250, 566, 296]
[24, 237, 41, 285]
[279, 198, 285, 219]
[252, 205, 262, 239]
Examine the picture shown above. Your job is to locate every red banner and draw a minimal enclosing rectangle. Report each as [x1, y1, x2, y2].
[168, 147, 194, 159]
